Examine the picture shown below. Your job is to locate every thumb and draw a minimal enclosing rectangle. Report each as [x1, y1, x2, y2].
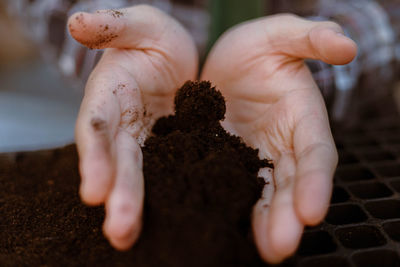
[67, 9, 125, 49]
[67, 4, 198, 89]
[67, 5, 180, 50]
[268, 14, 357, 65]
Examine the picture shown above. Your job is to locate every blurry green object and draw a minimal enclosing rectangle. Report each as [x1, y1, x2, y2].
[208, 0, 266, 50]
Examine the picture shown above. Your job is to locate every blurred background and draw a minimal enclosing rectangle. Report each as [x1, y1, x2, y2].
[0, 0, 82, 152]
[1, 0, 400, 152]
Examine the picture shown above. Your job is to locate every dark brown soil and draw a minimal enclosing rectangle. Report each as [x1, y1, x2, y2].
[0, 81, 272, 267]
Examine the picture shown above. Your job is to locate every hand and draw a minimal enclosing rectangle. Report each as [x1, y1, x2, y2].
[68, 5, 197, 250]
[201, 14, 357, 263]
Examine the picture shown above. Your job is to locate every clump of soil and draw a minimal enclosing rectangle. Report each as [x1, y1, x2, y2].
[0, 81, 272, 267]
[137, 81, 273, 266]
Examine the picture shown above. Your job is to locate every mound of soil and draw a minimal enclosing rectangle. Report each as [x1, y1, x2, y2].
[0, 81, 272, 267]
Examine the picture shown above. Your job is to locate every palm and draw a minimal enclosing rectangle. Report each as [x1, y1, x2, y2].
[202, 14, 357, 263]
[91, 49, 184, 144]
[213, 58, 321, 159]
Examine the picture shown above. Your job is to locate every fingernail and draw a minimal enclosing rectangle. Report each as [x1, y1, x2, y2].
[336, 31, 346, 37]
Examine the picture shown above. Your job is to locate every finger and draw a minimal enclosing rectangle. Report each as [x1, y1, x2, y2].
[75, 72, 121, 205]
[267, 14, 358, 65]
[308, 25, 357, 65]
[103, 131, 144, 250]
[68, 6, 167, 50]
[293, 110, 338, 225]
[67, 9, 125, 49]
[67, 5, 197, 56]
[254, 153, 303, 264]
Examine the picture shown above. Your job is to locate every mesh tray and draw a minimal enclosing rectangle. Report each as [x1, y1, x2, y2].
[282, 117, 400, 267]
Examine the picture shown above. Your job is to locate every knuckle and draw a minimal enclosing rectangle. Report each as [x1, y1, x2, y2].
[90, 117, 109, 138]
[275, 13, 299, 21]
[320, 21, 342, 31]
[118, 201, 138, 218]
[276, 173, 294, 190]
[267, 13, 300, 25]
[91, 117, 107, 131]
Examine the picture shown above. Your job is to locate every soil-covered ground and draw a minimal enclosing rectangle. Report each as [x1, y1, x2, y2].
[0, 81, 272, 267]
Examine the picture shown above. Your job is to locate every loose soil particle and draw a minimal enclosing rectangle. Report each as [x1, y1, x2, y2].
[0, 81, 272, 267]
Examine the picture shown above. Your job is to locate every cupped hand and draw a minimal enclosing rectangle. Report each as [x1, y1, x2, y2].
[201, 14, 357, 263]
[67, 5, 197, 250]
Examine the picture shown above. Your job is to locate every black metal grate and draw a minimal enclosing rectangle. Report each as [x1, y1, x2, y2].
[284, 117, 400, 267]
